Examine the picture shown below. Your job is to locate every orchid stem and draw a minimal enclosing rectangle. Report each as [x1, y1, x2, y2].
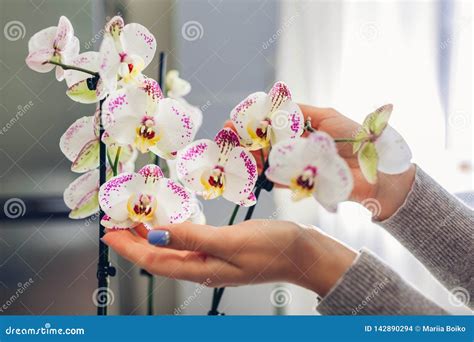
[112, 147, 122, 176]
[45, 60, 99, 77]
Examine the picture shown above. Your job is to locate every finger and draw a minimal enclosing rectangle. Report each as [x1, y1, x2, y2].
[103, 230, 239, 284]
[133, 224, 149, 239]
[147, 222, 231, 257]
[298, 104, 336, 129]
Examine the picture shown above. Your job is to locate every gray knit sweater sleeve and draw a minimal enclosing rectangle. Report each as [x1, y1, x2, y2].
[317, 166, 473, 315]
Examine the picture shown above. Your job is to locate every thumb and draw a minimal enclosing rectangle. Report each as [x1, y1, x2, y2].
[147, 222, 228, 256]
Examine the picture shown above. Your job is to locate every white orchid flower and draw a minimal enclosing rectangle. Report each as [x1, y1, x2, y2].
[176, 128, 258, 206]
[102, 78, 195, 159]
[353, 104, 412, 184]
[166, 70, 191, 98]
[60, 109, 136, 173]
[64, 161, 135, 219]
[26, 16, 80, 81]
[99, 165, 191, 230]
[98, 16, 156, 92]
[266, 131, 353, 212]
[64, 52, 106, 103]
[230, 81, 304, 150]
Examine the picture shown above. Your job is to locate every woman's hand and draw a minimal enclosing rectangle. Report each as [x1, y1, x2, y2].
[298, 105, 415, 220]
[102, 220, 357, 296]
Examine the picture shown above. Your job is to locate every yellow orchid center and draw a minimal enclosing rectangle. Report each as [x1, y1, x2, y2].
[201, 166, 225, 200]
[290, 165, 318, 201]
[135, 117, 160, 153]
[127, 193, 157, 223]
[247, 118, 271, 149]
[118, 55, 144, 84]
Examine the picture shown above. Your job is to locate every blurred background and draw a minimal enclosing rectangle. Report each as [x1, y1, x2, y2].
[0, 0, 472, 315]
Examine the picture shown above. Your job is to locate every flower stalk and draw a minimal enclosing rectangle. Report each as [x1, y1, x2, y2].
[44, 60, 99, 77]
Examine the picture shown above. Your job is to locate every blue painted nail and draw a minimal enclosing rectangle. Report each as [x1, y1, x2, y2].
[148, 230, 170, 246]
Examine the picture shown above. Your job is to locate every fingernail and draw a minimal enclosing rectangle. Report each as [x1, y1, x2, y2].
[148, 230, 170, 246]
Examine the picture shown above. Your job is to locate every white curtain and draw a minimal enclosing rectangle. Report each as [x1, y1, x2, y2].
[275, 0, 472, 314]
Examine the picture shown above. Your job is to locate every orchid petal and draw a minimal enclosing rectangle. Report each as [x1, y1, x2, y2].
[106, 115, 141, 146]
[102, 85, 151, 128]
[215, 128, 240, 156]
[144, 178, 191, 228]
[122, 23, 156, 69]
[71, 139, 99, 173]
[99, 172, 141, 222]
[138, 164, 164, 183]
[101, 215, 136, 230]
[363, 104, 393, 135]
[25, 48, 55, 73]
[98, 35, 121, 92]
[66, 78, 105, 104]
[166, 70, 191, 98]
[374, 126, 412, 174]
[230, 91, 269, 149]
[28, 26, 56, 52]
[265, 137, 308, 186]
[176, 139, 219, 193]
[54, 16, 74, 50]
[60, 116, 98, 163]
[313, 154, 353, 212]
[222, 147, 258, 205]
[150, 98, 195, 159]
[270, 100, 304, 144]
[358, 142, 378, 184]
[268, 81, 292, 113]
[64, 170, 99, 218]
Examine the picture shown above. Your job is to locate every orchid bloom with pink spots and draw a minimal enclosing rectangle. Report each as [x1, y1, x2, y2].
[99, 165, 191, 230]
[102, 78, 195, 159]
[266, 131, 353, 212]
[98, 16, 156, 93]
[230, 81, 304, 151]
[26, 16, 80, 81]
[60, 108, 136, 173]
[176, 128, 258, 206]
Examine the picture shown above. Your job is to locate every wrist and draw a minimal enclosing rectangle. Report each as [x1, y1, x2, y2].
[290, 226, 357, 297]
[373, 164, 416, 220]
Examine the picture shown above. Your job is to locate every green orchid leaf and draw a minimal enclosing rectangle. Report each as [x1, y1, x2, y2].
[69, 192, 99, 219]
[358, 142, 378, 184]
[71, 140, 99, 173]
[362, 104, 393, 135]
